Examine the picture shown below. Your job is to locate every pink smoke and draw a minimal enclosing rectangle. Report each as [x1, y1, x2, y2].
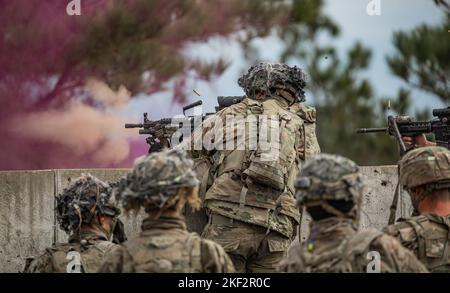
[0, 0, 291, 170]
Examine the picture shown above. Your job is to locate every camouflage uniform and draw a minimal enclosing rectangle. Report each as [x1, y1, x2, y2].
[279, 154, 428, 273]
[98, 149, 235, 273]
[24, 175, 121, 273]
[384, 147, 450, 272]
[182, 63, 321, 272]
[24, 232, 117, 273]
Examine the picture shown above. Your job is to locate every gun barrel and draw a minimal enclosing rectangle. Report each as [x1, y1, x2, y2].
[139, 129, 154, 135]
[125, 123, 143, 128]
[356, 127, 388, 134]
[183, 100, 203, 113]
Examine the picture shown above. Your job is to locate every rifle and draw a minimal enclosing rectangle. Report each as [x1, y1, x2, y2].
[357, 107, 450, 156]
[357, 107, 450, 224]
[125, 95, 245, 153]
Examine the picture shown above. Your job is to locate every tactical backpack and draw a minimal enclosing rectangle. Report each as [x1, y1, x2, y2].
[186, 97, 319, 232]
[214, 98, 316, 193]
[240, 98, 302, 191]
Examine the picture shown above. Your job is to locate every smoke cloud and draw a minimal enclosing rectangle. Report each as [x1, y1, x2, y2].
[86, 78, 131, 108]
[9, 79, 139, 167]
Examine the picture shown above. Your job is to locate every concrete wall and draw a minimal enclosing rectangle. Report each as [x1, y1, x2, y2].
[0, 166, 411, 272]
[0, 169, 143, 273]
[0, 171, 55, 273]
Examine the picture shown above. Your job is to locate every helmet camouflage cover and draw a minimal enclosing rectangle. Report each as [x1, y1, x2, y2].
[238, 62, 307, 103]
[295, 154, 365, 218]
[114, 149, 199, 212]
[400, 146, 450, 191]
[56, 174, 120, 235]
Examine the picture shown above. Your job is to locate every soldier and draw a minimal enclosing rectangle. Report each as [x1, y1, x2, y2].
[24, 175, 122, 273]
[384, 146, 450, 272]
[180, 62, 321, 272]
[98, 149, 235, 273]
[279, 154, 428, 273]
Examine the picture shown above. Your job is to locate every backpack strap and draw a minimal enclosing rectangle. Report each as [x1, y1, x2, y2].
[441, 217, 450, 270]
[427, 215, 450, 270]
[185, 233, 202, 273]
[404, 216, 428, 263]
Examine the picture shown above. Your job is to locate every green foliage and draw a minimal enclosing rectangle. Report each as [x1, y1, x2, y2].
[279, 0, 339, 61]
[269, 1, 399, 165]
[271, 0, 447, 166]
[3, 0, 443, 168]
[306, 43, 398, 165]
[387, 15, 450, 101]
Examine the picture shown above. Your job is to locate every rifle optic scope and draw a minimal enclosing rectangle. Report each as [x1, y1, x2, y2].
[432, 107, 450, 118]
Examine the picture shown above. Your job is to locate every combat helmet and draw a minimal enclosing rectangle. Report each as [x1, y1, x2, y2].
[113, 149, 200, 213]
[56, 174, 120, 235]
[238, 62, 307, 104]
[399, 146, 450, 208]
[295, 154, 365, 219]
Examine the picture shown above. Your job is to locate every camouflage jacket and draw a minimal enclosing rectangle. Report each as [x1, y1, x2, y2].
[183, 96, 320, 238]
[24, 231, 118, 273]
[384, 213, 450, 272]
[278, 217, 428, 273]
[97, 216, 235, 273]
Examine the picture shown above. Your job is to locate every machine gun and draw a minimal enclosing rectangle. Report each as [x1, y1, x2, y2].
[357, 107, 450, 156]
[125, 95, 245, 153]
[357, 107, 450, 225]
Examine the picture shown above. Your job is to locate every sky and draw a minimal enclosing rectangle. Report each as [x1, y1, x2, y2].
[124, 0, 446, 122]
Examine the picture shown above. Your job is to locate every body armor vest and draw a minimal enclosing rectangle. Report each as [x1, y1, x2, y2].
[122, 229, 203, 273]
[393, 214, 450, 272]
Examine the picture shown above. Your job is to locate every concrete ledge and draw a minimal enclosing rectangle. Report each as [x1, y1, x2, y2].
[0, 171, 55, 272]
[0, 166, 411, 272]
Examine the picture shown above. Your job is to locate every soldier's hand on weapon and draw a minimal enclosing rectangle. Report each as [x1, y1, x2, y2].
[154, 124, 165, 140]
[402, 134, 436, 148]
[154, 124, 170, 148]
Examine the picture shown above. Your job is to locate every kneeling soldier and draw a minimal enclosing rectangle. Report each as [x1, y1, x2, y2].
[98, 149, 235, 273]
[279, 154, 427, 273]
[24, 175, 121, 273]
[384, 146, 450, 272]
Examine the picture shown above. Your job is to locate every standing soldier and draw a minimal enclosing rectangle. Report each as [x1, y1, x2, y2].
[182, 62, 321, 272]
[98, 149, 235, 273]
[384, 146, 450, 272]
[279, 154, 428, 273]
[24, 175, 122, 273]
